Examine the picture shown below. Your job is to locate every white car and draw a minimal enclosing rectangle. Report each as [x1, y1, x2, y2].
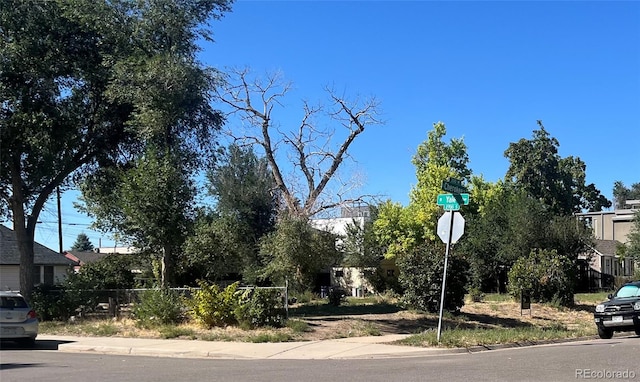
[0, 291, 38, 346]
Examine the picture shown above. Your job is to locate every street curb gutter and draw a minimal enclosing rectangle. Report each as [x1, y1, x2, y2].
[463, 336, 599, 353]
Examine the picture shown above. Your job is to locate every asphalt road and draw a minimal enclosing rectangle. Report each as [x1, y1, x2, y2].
[1, 336, 638, 382]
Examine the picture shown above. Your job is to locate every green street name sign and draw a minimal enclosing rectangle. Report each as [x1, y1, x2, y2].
[437, 193, 470, 211]
[441, 178, 468, 194]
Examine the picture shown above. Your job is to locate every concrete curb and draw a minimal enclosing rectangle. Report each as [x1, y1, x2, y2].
[37, 334, 602, 360]
[464, 336, 600, 353]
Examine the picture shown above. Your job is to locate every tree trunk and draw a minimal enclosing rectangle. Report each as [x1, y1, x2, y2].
[161, 246, 175, 288]
[9, 158, 35, 300]
[16, 223, 35, 300]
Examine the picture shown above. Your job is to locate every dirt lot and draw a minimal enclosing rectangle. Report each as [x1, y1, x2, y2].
[292, 299, 596, 341]
[40, 297, 598, 343]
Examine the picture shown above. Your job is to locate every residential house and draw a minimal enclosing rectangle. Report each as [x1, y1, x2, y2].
[311, 205, 396, 296]
[578, 239, 635, 291]
[0, 225, 76, 291]
[64, 250, 110, 272]
[575, 200, 639, 290]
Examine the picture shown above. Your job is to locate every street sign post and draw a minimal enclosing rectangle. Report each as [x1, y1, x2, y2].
[437, 211, 465, 244]
[441, 177, 468, 194]
[435, 178, 470, 343]
[436, 193, 469, 211]
[436, 210, 466, 343]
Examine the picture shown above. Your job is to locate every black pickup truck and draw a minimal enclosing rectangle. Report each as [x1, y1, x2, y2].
[593, 281, 640, 339]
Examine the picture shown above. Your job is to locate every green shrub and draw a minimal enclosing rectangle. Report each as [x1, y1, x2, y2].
[507, 249, 575, 307]
[185, 281, 240, 328]
[397, 242, 469, 313]
[157, 325, 196, 339]
[30, 284, 79, 321]
[327, 287, 347, 306]
[469, 287, 485, 303]
[291, 290, 315, 304]
[234, 288, 286, 329]
[133, 288, 184, 328]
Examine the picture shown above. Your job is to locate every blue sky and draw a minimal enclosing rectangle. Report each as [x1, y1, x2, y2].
[29, 0, 640, 251]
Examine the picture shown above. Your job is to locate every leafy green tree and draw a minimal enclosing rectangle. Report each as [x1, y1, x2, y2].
[461, 185, 593, 295]
[260, 215, 341, 292]
[626, 211, 640, 264]
[70, 233, 94, 252]
[207, 144, 278, 238]
[373, 122, 471, 259]
[504, 121, 610, 215]
[408, 122, 471, 243]
[0, 0, 232, 299]
[207, 144, 278, 282]
[373, 200, 422, 259]
[613, 181, 640, 209]
[397, 241, 469, 313]
[81, 148, 197, 287]
[373, 122, 471, 310]
[1, 0, 136, 299]
[182, 213, 246, 284]
[507, 249, 575, 306]
[341, 206, 383, 267]
[71, 254, 138, 291]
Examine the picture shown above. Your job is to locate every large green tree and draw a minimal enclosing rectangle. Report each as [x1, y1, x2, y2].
[260, 215, 341, 292]
[374, 122, 470, 257]
[183, 144, 278, 284]
[207, 144, 278, 242]
[504, 121, 611, 215]
[82, 148, 197, 287]
[0, 0, 232, 298]
[461, 185, 593, 296]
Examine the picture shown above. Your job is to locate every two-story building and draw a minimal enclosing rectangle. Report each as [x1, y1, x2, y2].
[575, 200, 638, 290]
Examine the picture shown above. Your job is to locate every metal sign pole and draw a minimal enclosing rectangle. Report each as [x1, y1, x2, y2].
[437, 211, 455, 342]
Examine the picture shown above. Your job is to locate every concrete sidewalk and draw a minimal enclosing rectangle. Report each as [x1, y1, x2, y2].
[36, 334, 464, 360]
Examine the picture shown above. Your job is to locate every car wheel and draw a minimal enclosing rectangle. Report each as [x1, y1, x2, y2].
[597, 326, 613, 339]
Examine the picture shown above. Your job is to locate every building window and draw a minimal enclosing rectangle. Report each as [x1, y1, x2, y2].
[335, 270, 344, 278]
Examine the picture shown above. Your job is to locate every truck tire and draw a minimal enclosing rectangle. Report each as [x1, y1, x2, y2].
[597, 326, 613, 339]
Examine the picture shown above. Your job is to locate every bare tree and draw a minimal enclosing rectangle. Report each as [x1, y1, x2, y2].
[215, 68, 383, 218]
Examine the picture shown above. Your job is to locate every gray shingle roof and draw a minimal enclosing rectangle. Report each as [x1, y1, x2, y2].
[0, 225, 76, 266]
[593, 239, 620, 256]
[65, 251, 108, 264]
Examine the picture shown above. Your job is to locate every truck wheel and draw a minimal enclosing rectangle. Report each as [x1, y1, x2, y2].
[597, 326, 613, 339]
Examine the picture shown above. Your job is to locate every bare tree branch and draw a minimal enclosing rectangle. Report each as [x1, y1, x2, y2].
[215, 68, 383, 217]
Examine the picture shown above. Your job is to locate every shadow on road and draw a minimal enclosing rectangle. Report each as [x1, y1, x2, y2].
[0, 339, 74, 352]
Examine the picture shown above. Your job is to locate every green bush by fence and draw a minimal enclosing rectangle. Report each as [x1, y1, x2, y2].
[133, 288, 184, 328]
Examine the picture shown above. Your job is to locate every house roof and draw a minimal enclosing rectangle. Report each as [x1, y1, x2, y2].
[593, 239, 620, 256]
[64, 251, 108, 265]
[0, 225, 76, 266]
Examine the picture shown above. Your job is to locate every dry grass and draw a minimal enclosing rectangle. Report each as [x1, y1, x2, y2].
[39, 293, 601, 345]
